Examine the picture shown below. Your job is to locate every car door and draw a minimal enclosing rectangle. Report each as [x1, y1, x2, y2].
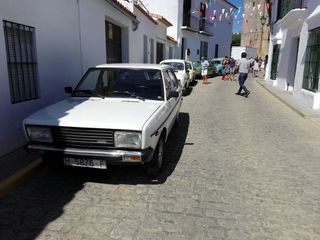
[167, 69, 182, 131]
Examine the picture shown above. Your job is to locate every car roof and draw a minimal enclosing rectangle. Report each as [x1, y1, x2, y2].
[160, 59, 185, 63]
[211, 58, 224, 61]
[95, 63, 169, 70]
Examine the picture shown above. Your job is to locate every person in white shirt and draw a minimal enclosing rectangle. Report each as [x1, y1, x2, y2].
[253, 58, 260, 77]
[236, 52, 250, 98]
[200, 56, 209, 85]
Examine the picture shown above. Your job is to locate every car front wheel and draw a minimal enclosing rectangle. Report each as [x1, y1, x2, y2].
[146, 137, 164, 176]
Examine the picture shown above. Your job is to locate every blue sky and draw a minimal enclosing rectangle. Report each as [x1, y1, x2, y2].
[228, 0, 243, 33]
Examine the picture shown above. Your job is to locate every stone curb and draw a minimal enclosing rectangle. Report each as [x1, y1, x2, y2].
[256, 80, 307, 118]
[0, 158, 42, 198]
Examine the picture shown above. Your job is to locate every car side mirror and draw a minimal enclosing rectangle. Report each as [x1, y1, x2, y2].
[168, 91, 179, 99]
[64, 87, 73, 94]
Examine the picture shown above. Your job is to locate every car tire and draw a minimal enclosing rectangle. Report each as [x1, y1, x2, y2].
[174, 112, 180, 127]
[146, 137, 164, 176]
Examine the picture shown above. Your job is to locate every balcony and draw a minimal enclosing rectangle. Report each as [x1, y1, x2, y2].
[277, 0, 308, 20]
[181, 14, 214, 36]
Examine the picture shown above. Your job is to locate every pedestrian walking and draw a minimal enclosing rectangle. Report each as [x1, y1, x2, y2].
[236, 52, 251, 98]
[253, 58, 260, 77]
[221, 65, 227, 80]
[201, 56, 209, 85]
[228, 58, 236, 81]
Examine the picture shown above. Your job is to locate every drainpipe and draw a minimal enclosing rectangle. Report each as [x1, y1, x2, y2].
[77, 0, 84, 74]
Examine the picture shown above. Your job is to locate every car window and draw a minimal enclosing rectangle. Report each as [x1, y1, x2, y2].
[186, 62, 191, 70]
[161, 62, 185, 71]
[162, 71, 172, 98]
[73, 68, 164, 101]
[167, 70, 178, 90]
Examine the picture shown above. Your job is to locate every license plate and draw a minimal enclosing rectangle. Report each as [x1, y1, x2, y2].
[63, 157, 107, 169]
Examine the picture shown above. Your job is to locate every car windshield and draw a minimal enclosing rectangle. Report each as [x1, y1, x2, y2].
[161, 62, 185, 71]
[73, 68, 164, 101]
[212, 60, 222, 65]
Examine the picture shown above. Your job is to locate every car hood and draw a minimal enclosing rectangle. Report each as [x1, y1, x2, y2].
[24, 97, 163, 131]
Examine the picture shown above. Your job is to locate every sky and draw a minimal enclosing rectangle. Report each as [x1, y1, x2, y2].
[228, 0, 243, 33]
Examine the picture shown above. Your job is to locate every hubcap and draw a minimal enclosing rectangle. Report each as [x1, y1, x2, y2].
[157, 140, 164, 168]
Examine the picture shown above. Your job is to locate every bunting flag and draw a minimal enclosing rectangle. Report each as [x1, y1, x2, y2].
[257, 4, 261, 10]
[230, 7, 233, 13]
[222, 8, 225, 14]
[213, 9, 216, 15]
[219, 14, 222, 21]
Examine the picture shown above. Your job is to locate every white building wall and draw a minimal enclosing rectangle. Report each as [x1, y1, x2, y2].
[0, 0, 139, 156]
[131, 6, 168, 63]
[266, 0, 320, 109]
[211, 0, 234, 58]
[142, 0, 234, 61]
[142, 0, 180, 40]
[78, 0, 134, 69]
[0, 0, 82, 155]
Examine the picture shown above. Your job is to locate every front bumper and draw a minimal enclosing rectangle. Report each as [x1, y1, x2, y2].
[27, 144, 154, 165]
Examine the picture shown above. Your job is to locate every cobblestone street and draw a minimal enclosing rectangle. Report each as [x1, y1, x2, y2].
[1, 75, 320, 240]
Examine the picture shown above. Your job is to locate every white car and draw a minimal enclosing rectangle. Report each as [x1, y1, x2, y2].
[23, 64, 183, 175]
[160, 59, 191, 95]
[186, 61, 196, 86]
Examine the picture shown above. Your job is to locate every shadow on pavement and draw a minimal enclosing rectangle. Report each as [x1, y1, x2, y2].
[0, 112, 190, 240]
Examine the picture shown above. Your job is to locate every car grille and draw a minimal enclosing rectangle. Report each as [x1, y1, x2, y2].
[51, 126, 114, 149]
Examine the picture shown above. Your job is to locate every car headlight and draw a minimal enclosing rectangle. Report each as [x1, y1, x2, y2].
[26, 126, 53, 143]
[114, 131, 141, 149]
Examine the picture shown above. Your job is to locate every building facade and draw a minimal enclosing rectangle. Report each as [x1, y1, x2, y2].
[241, 0, 270, 58]
[140, 0, 236, 61]
[0, 0, 175, 157]
[265, 0, 320, 110]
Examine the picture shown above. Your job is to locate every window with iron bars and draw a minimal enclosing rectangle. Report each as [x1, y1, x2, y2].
[3, 20, 39, 104]
[302, 28, 320, 93]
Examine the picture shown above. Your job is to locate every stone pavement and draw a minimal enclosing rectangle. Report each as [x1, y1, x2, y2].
[0, 74, 320, 240]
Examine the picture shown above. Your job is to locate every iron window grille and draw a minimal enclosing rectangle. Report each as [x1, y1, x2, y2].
[3, 20, 39, 104]
[302, 28, 320, 92]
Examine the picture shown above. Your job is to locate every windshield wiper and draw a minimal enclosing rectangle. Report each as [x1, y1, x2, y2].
[73, 90, 105, 99]
[110, 91, 145, 101]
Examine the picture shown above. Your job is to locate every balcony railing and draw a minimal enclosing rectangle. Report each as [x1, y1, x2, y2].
[277, 0, 308, 20]
[182, 14, 214, 35]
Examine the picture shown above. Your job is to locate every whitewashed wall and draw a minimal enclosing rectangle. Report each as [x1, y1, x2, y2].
[211, 0, 234, 58]
[131, 6, 169, 63]
[266, 0, 320, 109]
[142, 0, 181, 40]
[0, 0, 139, 156]
[78, 0, 135, 69]
[0, 0, 82, 155]
[141, 0, 234, 61]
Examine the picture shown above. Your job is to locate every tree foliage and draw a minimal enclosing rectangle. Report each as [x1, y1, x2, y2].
[232, 33, 241, 46]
